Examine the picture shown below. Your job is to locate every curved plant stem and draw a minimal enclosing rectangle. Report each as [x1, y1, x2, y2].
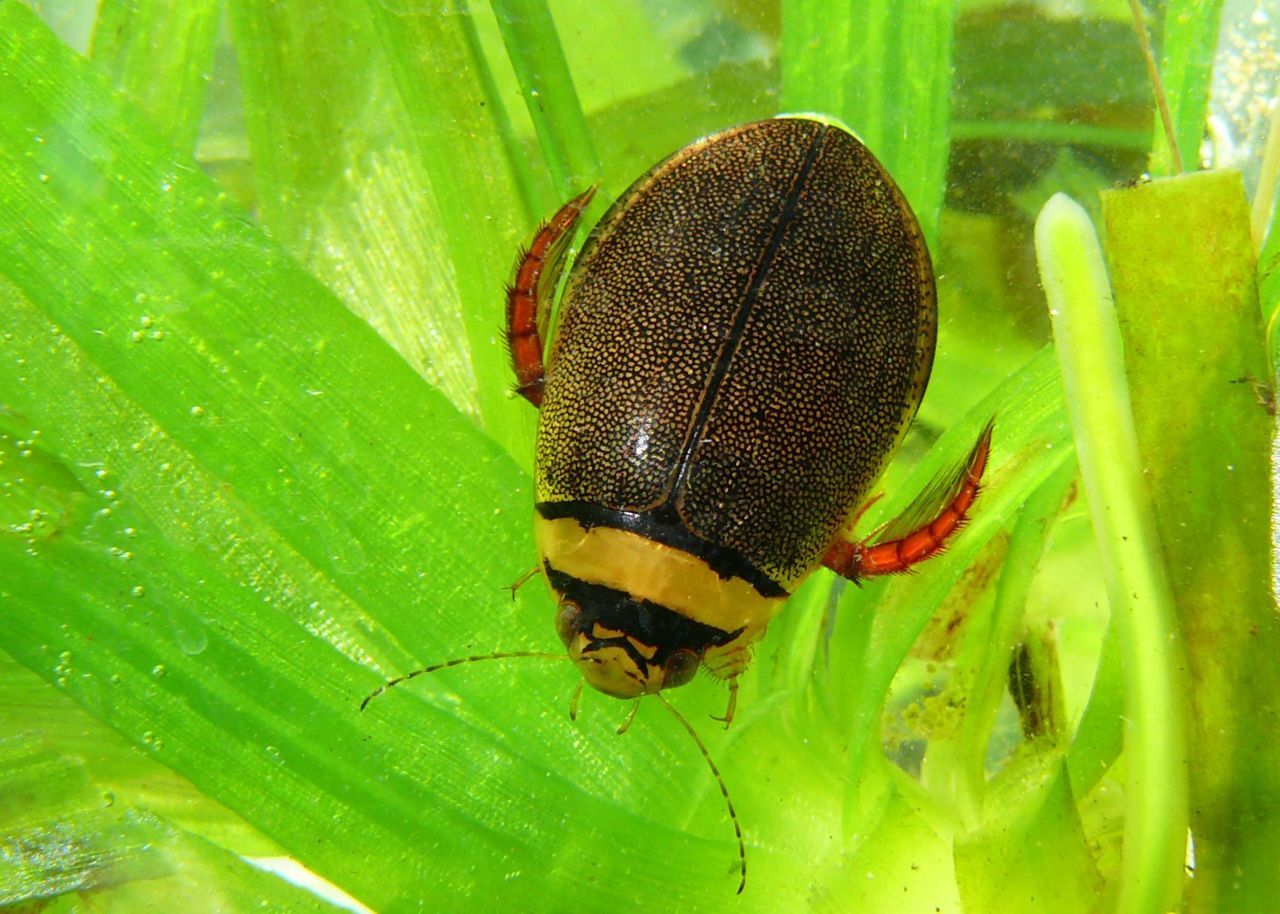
[1035, 193, 1188, 914]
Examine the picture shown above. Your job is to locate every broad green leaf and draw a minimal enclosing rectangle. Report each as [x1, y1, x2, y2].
[1102, 170, 1278, 913]
[225, 0, 504, 446]
[0, 734, 346, 911]
[955, 754, 1103, 913]
[89, 0, 221, 156]
[0, 646, 280, 857]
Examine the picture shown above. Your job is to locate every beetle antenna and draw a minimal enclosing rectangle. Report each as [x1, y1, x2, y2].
[653, 692, 747, 894]
[360, 651, 564, 711]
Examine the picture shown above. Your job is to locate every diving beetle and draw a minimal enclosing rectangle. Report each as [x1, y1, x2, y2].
[366, 115, 992, 893]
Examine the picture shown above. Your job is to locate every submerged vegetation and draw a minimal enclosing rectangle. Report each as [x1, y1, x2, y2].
[0, 0, 1276, 911]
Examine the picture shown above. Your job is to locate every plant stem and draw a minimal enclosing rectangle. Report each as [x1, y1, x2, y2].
[1035, 193, 1188, 914]
[1126, 0, 1183, 174]
[491, 0, 600, 199]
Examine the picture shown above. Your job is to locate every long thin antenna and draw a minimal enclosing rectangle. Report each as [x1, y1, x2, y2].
[1126, 0, 1184, 174]
[654, 692, 747, 894]
[360, 651, 565, 710]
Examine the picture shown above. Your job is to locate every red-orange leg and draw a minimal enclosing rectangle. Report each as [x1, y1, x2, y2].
[823, 423, 994, 581]
[506, 188, 597, 407]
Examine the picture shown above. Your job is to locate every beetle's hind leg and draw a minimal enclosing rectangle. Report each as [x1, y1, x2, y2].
[506, 187, 597, 407]
[823, 422, 993, 580]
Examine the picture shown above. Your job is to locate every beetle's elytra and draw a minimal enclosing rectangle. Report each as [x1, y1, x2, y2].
[370, 116, 992, 894]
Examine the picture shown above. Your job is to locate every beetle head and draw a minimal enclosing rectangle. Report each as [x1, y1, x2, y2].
[553, 593, 699, 699]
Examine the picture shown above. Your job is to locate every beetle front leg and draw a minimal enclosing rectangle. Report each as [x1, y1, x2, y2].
[505, 188, 596, 407]
[823, 422, 993, 580]
[711, 678, 739, 730]
[505, 565, 541, 600]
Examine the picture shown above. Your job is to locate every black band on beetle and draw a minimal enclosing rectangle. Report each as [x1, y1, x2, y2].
[536, 500, 789, 599]
[546, 562, 745, 672]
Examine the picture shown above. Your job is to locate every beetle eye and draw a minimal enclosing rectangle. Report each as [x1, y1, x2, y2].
[555, 601, 583, 647]
[663, 650, 699, 689]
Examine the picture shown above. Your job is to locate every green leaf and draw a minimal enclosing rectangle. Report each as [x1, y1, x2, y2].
[225, 0, 511, 446]
[0, 733, 347, 911]
[1152, 0, 1225, 175]
[781, 0, 953, 245]
[491, 0, 601, 196]
[955, 754, 1104, 913]
[1102, 170, 1278, 913]
[89, 0, 221, 156]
